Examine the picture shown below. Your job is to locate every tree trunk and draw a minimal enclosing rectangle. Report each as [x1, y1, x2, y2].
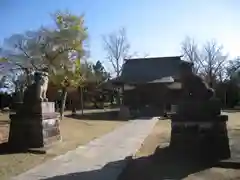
[71, 99, 77, 115]
[60, 87, 67, 120]
[224, 90, 227, 107]
[80, 86, 84, 115]
[25, 68, 32, 86]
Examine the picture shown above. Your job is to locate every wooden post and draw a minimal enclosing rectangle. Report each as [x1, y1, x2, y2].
[60, 88, 67, 120]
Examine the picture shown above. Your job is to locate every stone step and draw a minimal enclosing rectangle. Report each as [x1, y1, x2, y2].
[216, 158, 240, 169]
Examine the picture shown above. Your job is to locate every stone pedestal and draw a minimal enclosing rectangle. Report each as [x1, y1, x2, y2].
[118, 105, 130, 120]
[8, 102, 61, 149]
[177, 99, 222, 118]
[170, 114, 230, 160]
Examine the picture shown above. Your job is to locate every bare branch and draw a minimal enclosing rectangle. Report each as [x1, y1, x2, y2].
[102, 27, 131, 77]
[181, 37, 202, 73]
[181, 37, 228, 85]
[15, 40, 39, 70]
[201, 40, 228, 85]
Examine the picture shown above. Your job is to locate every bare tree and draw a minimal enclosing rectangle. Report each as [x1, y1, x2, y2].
[181, 37, 201, 74]
[102, 28, 131, 77]
[201, 41, 228, 86]
[181, 37, 228, 87]
[226, 57, 240, 79]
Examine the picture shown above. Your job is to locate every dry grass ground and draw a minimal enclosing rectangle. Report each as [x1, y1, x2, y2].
[0, 111, 126, 180]
[119, 113, 240, 180]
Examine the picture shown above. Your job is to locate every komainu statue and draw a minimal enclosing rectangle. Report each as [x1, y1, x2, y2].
[37, 71, 49, 102]
[170, 62, 230, 160]
[179, 62, 215, 101]
[177, 62, 220, 118]
[23, 70, 49, 104]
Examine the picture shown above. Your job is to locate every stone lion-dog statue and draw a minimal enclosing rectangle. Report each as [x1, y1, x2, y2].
[36, 71, 49, 102]
[23, 70, 49, 104]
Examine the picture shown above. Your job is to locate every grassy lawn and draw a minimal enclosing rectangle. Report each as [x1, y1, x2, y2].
[119, 113, 240, 180]
[0, 111, 126, 180]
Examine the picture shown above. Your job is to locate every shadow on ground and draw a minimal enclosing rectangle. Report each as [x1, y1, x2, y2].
[40, 158, 129, 180]
[39, 146, 240, 180]
[118, 147, 235, 180]
[0, 142, 46, 155]
[0, 143, 27, 155]
[66, 110, 129, 121]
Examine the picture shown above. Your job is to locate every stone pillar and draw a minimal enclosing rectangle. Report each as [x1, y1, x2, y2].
[8, 102, 61, 149]
[170, 114, 230, 160]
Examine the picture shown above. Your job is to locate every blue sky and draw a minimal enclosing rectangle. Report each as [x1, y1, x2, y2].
[0, 0, 239, 71]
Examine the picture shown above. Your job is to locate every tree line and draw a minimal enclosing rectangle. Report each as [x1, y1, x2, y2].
[0, 11, 115, 117]
[181, 37, 240, 107]
[0, 10, 240, 114]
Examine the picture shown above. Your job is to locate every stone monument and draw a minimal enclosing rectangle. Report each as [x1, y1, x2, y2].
[170, 62, 230, 160]
[8, 69, 61, 150]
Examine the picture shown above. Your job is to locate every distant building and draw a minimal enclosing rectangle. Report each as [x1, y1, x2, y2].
[112, 56, 192, 116]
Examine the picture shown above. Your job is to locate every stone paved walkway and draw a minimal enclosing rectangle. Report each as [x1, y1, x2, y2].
[12, 117, 158, 180]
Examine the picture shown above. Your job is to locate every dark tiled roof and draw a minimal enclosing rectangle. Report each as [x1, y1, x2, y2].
[118, 56, 190, 84]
